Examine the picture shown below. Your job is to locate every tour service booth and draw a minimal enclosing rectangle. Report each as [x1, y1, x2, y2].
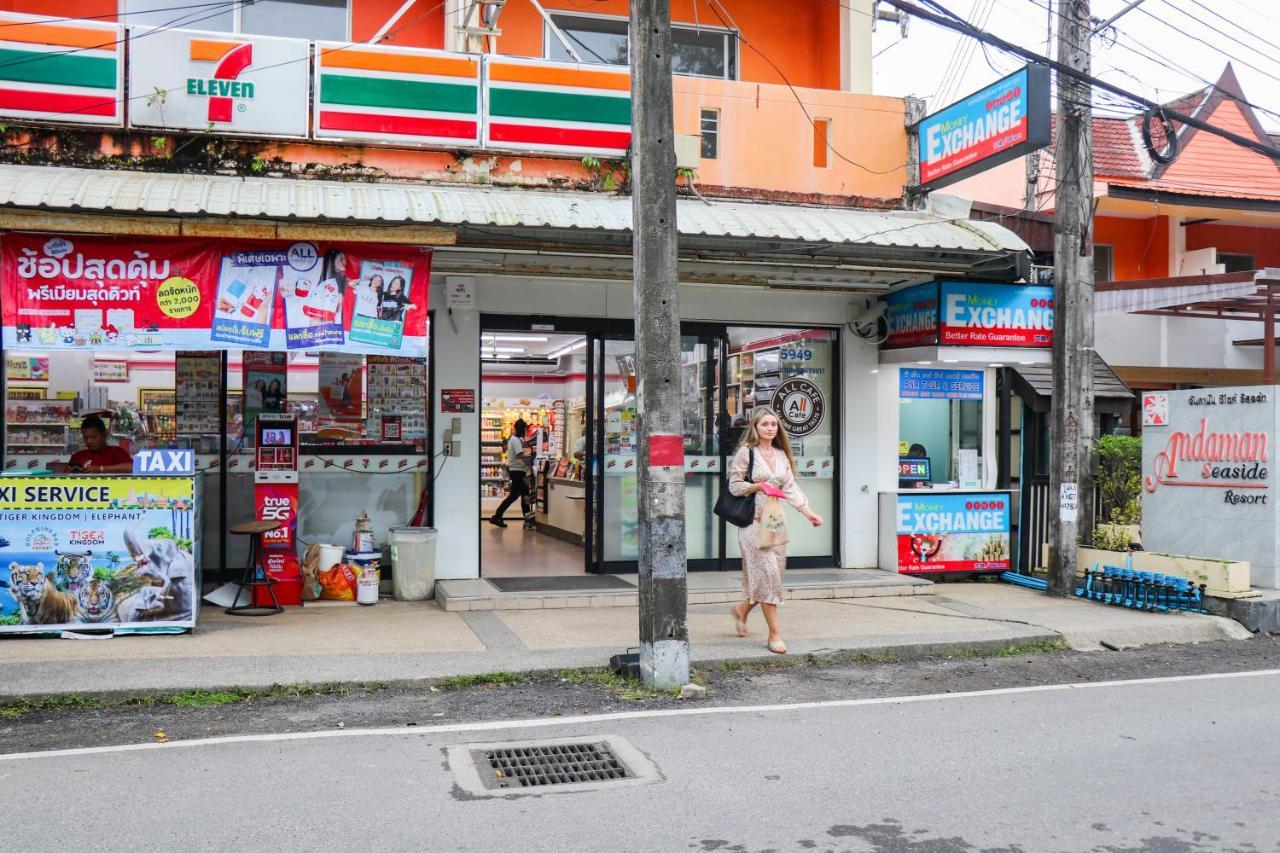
[1, 233, 430, 635]
[874, 280, 1054, 576]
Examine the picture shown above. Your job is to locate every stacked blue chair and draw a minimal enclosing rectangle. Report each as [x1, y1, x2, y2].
[1074, 559, 1206, 614]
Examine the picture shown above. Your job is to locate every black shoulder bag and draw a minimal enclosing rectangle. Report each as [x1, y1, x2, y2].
[713, 448, 755, 528]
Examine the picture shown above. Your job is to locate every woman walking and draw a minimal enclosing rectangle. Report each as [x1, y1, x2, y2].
[489, 418, 536, 530]
[727, 408, 823, 654]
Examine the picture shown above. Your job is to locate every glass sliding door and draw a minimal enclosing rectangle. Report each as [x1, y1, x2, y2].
[595, 333, 721, 570]
[584, 323, 838, 572]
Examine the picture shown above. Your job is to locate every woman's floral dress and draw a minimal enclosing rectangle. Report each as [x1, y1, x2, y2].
[727, 443, 810, 605]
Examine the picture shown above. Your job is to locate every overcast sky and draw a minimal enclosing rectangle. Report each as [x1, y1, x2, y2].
[870, 0, 1280, 130]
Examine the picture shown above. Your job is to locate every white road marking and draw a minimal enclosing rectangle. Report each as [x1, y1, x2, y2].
[2, 667, 1278, 763]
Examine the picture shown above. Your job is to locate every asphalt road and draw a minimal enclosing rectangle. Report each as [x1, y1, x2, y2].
[4, 661, 1279, 851]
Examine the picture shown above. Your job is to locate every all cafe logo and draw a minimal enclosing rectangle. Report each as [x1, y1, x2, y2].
[771, 378, 825, 438]
[187, 38, 255, 123]
[1145, 405, 1270, 505]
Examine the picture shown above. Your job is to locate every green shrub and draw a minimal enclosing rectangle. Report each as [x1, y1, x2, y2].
[1096, 434, 1142, 523]
[1093, 523, 1133, 552]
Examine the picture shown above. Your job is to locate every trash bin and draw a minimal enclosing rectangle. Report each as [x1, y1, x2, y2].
[389, 526, 437, 600]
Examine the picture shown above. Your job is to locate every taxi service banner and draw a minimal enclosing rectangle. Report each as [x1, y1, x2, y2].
[895, 492, 1011, 574]
[2, 234, 430, 356]
[0, 476, 200, 634]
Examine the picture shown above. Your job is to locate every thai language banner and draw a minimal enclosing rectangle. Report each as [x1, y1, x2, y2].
[899, 368, 984, 400]
[2, 234, 430, 355]
[895, 492, 1010, 574]
[0, 476, 199, 633]
[938, 281, 1054, 348]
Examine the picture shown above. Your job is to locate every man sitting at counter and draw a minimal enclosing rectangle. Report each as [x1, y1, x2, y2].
[898, 443, 932, 489]
[50, 416, 133, 474]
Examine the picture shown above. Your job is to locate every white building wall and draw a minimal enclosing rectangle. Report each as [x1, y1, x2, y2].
[1097, 314, 1265, 373]
[429, 271, 881, 576]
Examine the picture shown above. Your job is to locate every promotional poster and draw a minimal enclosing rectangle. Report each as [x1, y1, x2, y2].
[242, 352, 287, 443]
[0, 476, 199, 632]
[2, 234, 430, 356]
[318, 352, 365, 421]
[895, 492, 1010, 573]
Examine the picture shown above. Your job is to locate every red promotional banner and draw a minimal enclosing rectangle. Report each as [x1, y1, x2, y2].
[2, 234, 430, 355]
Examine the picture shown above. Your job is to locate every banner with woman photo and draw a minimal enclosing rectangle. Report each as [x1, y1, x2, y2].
[3, 234, 430, 356]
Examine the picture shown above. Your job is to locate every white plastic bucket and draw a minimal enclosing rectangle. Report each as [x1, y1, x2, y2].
[316, 544, 344, 573]
[389, 527, 437, 601]
[347, 551, 381, 606]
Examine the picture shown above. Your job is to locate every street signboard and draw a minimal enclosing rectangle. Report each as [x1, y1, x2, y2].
[916, 64, 1051, 192]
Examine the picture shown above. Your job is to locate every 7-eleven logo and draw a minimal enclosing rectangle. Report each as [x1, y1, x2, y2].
[186, 39, 255, 123]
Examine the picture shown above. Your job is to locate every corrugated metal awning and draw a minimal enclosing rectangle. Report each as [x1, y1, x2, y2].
[0, 164, 1029, 255]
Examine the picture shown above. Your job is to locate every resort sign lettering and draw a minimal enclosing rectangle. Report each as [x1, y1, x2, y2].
[1144, 408, 1270, 506]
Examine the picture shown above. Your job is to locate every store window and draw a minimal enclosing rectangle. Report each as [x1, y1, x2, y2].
[1093, 244, 1113, 284]
[1220, 252, 1256, 273]
[725, 327, 837, 560]
[700, 109, 720, 159]
[124, 0, 350, 41]
[546, 13, 738, 79]
[897, 369, 986, 488]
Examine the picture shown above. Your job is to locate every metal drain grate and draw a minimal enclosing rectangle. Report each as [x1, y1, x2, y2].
[448, 734, 662, 797]
[485, 741, 632, 788]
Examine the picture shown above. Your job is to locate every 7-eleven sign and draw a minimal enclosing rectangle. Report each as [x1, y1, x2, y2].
[128, 26, 309, 137]
[187, 39, 254, 124]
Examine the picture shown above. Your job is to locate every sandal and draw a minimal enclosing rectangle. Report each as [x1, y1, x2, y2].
[767, 639, 788, 655]
[730, 604, 749, 638]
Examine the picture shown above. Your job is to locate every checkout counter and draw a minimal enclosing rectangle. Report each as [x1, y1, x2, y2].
[0, 456, 202, 634]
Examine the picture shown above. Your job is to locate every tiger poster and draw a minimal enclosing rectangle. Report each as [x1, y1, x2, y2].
[0, 476, 201, 634]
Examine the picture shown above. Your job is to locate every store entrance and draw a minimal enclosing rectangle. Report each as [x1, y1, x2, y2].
[478, 318, 840, 577]
[480, 329, 590, 577]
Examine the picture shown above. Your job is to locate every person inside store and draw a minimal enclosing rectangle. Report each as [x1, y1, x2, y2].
[50, 416, 133, 474]
[727, 408, 824, 656]
[489, 418, 536, 530]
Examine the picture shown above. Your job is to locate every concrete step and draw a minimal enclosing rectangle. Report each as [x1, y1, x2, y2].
[436, 568, 933, 612]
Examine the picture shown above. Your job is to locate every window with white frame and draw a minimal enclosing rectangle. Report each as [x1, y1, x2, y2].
[123, 0, 349, 42]
[546, 13, 738, 80]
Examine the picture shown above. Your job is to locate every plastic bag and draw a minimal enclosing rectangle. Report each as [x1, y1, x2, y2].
[317, 562, 359, 601]
[300, 544, 323, 601]
[756, 497, 789, 549]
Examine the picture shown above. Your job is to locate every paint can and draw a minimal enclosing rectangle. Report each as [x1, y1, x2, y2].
[347, 551, 381, 606]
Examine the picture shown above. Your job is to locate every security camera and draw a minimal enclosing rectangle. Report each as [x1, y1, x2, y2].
[850, 299, 887, 329]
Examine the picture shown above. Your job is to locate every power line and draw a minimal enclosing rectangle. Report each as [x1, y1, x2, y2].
[879, 0, 1280, 161]
[1023, 0, 1280, 126]
[0, 1, 246, 72]
[706, 0, 906, 175]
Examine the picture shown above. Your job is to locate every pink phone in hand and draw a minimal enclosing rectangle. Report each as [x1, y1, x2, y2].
[760, 483, 786, 498]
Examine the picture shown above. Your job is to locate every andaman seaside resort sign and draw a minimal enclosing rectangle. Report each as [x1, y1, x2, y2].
[1141, 387, 1280, 587]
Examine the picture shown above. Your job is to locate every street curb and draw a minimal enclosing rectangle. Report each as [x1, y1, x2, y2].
[0, 632, 1065, 702]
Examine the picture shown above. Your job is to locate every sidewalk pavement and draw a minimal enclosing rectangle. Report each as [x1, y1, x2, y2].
[0, 582, 1252, 698]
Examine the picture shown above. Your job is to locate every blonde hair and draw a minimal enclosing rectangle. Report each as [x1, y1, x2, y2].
[739, 408, 797, 475]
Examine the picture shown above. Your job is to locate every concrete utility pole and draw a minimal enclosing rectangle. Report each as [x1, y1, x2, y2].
[1047, 0, 1095, 597]
[630, 0, 689, 687]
